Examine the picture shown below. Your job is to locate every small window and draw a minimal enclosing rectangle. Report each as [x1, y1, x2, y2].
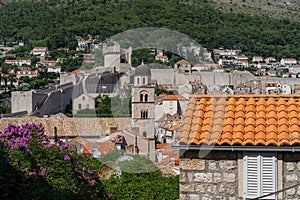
[141, 110, 148, 119]
[86, 104, 89, 109]
[78, 104, 82, 109]
[140, 94, 144, 102]
[82, 96, 85, 100]
[143, 77, 146, 85]
[137, 77, 140, 85]
[141, 111, 144, 119]
[144, 94, 148, 102]
[244, 152, 277, 200]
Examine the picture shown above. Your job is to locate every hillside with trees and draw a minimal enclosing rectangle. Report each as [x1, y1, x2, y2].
[0, 0, 299, 59]
[206, 0, 300, 22]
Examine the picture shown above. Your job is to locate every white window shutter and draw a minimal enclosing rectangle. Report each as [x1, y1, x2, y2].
[261, 154, 277, 199]
[244, 154, 260, 199]
[244, 153, 277, 200]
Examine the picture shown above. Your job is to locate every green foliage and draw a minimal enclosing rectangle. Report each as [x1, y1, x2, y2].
[61, 57, 84, 72]
[0, 0, 299, 60]
[6, 45, 31, 57]
[95, 93, 131, 117]
[95, 94, 112, 115]
[101, 150, 179, 199]
[0, 123, 109, 199]
[132, 49, 155, 67]
[156, 88, 174, 95]
[29, 77, 49, 89]
[104, 171, 179, 200]
[47, 72, 59, 80]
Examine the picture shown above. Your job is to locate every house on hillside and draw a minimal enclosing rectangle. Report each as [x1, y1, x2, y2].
[30, 46, 48, 57]
[265, 57, 276, 64]
[288, 65, 300, 74]
[47, 66, 61, 73]
[280, 58, 297, 66]
[16, 70, 38, 79]
[175, 94, 300, 199]
[5, 59, 31, 67]
[40, 60, 56, 67]
[252, 56, 263, 63]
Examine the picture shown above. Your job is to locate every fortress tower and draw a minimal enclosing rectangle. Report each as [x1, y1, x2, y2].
[103, 42, 132, 68]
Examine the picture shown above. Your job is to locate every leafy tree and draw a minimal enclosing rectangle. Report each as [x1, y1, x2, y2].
[95, 94, 112, 115]
[156, 88, 174, 95]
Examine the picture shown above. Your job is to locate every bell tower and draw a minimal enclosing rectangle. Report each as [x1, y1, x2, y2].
[131, 63, 155, 138]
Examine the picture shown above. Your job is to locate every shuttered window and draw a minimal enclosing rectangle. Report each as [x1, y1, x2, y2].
[244, 152, 277, 200]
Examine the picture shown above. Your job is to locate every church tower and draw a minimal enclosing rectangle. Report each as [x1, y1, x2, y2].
[131, 63, 155, 138]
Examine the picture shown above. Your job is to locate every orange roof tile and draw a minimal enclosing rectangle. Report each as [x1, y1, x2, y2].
[179, 94, 300, 146]
[156, 143, 172, 149]
[163, 94, 188, 101]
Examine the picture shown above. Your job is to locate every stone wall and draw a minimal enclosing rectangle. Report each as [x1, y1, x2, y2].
[180, 151, 238, 200]
[283, 152, 300, 199]
[0, 116, 132, 137]
[180, 151, 300, 200]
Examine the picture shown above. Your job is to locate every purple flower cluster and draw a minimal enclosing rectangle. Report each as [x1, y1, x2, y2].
[64, 154, 71, 161]
[0, 123, 71, 153]
[0, 123, 47, 152]
[0, 123, 102, 196]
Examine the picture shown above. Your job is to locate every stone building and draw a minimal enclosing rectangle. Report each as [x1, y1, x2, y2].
[73, 93, 95, 114]
[131, 63, 156, 138]
[12, 83, 73, 116]
[174, 60, 192, 74]
[103, 42, 132, 68]
[175, 94, 300, 200]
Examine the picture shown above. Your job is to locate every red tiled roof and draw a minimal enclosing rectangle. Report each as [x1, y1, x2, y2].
[40, 60, 55, 63]
[82, 147, 91, 155]
[179, 94, 300, 146]
[168, 123, 180, 131]
[282, 58, 297, 61]
[163, 94, 188, 101]
[156, 150, 179, 166]
[156, 143, 171, 149]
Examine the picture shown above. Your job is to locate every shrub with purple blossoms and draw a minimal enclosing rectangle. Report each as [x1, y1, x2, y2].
[0, 123, 109, 199]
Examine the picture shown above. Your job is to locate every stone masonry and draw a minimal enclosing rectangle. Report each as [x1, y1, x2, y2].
[180, 151, 238, 200]
[180, 151, 300, 200]
[283, 152, 300, 200]
[0, 116, 132, 137]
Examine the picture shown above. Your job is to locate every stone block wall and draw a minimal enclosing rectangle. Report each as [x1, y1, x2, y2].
[283, 152, 300, 199]
[0, 116, 132, 137]
[180, 151, 238, 200]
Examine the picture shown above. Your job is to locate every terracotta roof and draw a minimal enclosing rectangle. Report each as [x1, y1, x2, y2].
[157, 150, 179, 166]
[168, 123, 180, 131]
[40, 60, 55, 63]
[70, 137, 115, 155]
[179, 94, 300, 146]
[156, 143, 172, 149]
[163, 94, 188, 101]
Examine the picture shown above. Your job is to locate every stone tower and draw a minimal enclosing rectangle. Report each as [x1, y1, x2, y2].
[131, 63, 155, 139]
[103, 42, 132, 68]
